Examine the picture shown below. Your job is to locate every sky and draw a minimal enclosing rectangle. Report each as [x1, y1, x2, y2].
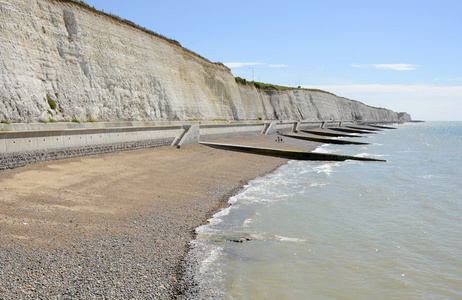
[87, 0, 462, 121]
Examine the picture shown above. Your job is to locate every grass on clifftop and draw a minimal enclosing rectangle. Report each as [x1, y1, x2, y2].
[59, 0, 180, 46]
[235, 77, 337, 96]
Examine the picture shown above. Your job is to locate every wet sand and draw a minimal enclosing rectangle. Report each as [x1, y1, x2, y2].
[0, 137, 318, 298]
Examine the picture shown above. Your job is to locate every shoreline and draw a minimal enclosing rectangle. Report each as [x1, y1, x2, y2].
[173, 163, 286, 298]
[0, 141, 318, 298]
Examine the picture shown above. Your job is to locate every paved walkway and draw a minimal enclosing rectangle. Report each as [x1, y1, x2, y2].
[203, 134, 320, 152]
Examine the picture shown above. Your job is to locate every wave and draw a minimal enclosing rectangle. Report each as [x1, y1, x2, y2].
[355, 152, 389, 158]
[312, 144, 335, 153]
[258, 234, 309, 244]
[313, 162, 341, 176]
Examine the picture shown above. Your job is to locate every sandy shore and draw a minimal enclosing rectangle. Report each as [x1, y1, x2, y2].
[0, 137, 318, 298]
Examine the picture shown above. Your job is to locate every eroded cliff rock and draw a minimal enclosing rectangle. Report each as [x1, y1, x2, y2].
[0, 0, 407, 123]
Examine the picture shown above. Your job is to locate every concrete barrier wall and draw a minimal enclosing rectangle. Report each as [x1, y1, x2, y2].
[199, 123, 264, 141]
[1, 120, 356, 154]
[0, 138, 175, 171]
[0, 124, 185, 171]
[275, 122, 297, 134]
[0, 120, 358, 171]
[200, 123, 264, 135]
[0, 126, 184, 153]
[299, 122, 326, 130]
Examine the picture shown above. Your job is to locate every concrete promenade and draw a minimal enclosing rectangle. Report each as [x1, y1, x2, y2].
[0, 120, 395, 171]
[0, 120, 306, 170]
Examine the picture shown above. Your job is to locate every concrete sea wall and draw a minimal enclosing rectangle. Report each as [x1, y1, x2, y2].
[0, 0, 408, 124]
[0, 120, 350, 171]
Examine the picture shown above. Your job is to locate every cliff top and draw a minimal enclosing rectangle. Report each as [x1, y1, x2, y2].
[235, 77, 336, 96]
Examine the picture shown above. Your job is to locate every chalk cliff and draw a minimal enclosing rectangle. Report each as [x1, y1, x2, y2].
[0, 0, 408, 123]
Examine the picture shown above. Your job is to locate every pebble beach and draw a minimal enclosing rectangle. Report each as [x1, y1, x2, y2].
[0, 138, 318, 299]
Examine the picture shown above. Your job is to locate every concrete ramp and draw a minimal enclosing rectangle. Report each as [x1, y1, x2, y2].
[200, 142, 385, 162]
[327, 127, 377, 134]
[368, 125, 397, 130]
[171, 125, 199, 148]
[282, 133, 369, 145]
[261, 122, 277, 135]
[300, 129, 362, 138]
[346, 125, 383, 131]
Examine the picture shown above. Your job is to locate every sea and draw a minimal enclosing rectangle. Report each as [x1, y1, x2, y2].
[185, 121, 462, 299]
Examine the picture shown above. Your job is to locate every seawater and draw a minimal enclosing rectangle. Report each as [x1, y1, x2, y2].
[187, 122, 462, 299]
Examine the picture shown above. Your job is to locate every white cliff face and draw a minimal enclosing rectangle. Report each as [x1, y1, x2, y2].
[0, 0, 403, 123]
[238, 88, 400, 122]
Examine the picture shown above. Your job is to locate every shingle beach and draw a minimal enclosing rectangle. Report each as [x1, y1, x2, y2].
[0, 138, 319, 299]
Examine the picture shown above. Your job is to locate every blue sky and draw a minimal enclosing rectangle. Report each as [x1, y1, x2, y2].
[87, 0, 462, 121]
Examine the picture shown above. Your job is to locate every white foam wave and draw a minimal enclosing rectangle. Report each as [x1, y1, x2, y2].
[251, 233, 309, 243]
[195, 224, 213, 234]
[420, 174, 434, 179]
[356, 152, 388, 158]
[195, 206, 234, 234]
[312, 144, 334, 153]
[228, 195, 239, 204]
[308, 182, 327, 187]
[243, 217, 254, 227]
[246, 198, 281, 204]
[274, 235, 309, 243]
[198, 246, 223, 274]
[313, 163, 340, 176]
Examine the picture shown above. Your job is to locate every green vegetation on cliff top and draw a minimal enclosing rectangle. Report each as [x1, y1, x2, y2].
[235, 77, 336, 96]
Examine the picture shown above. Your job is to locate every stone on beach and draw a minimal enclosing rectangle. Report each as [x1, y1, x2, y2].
[0, 142, 302, 298]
